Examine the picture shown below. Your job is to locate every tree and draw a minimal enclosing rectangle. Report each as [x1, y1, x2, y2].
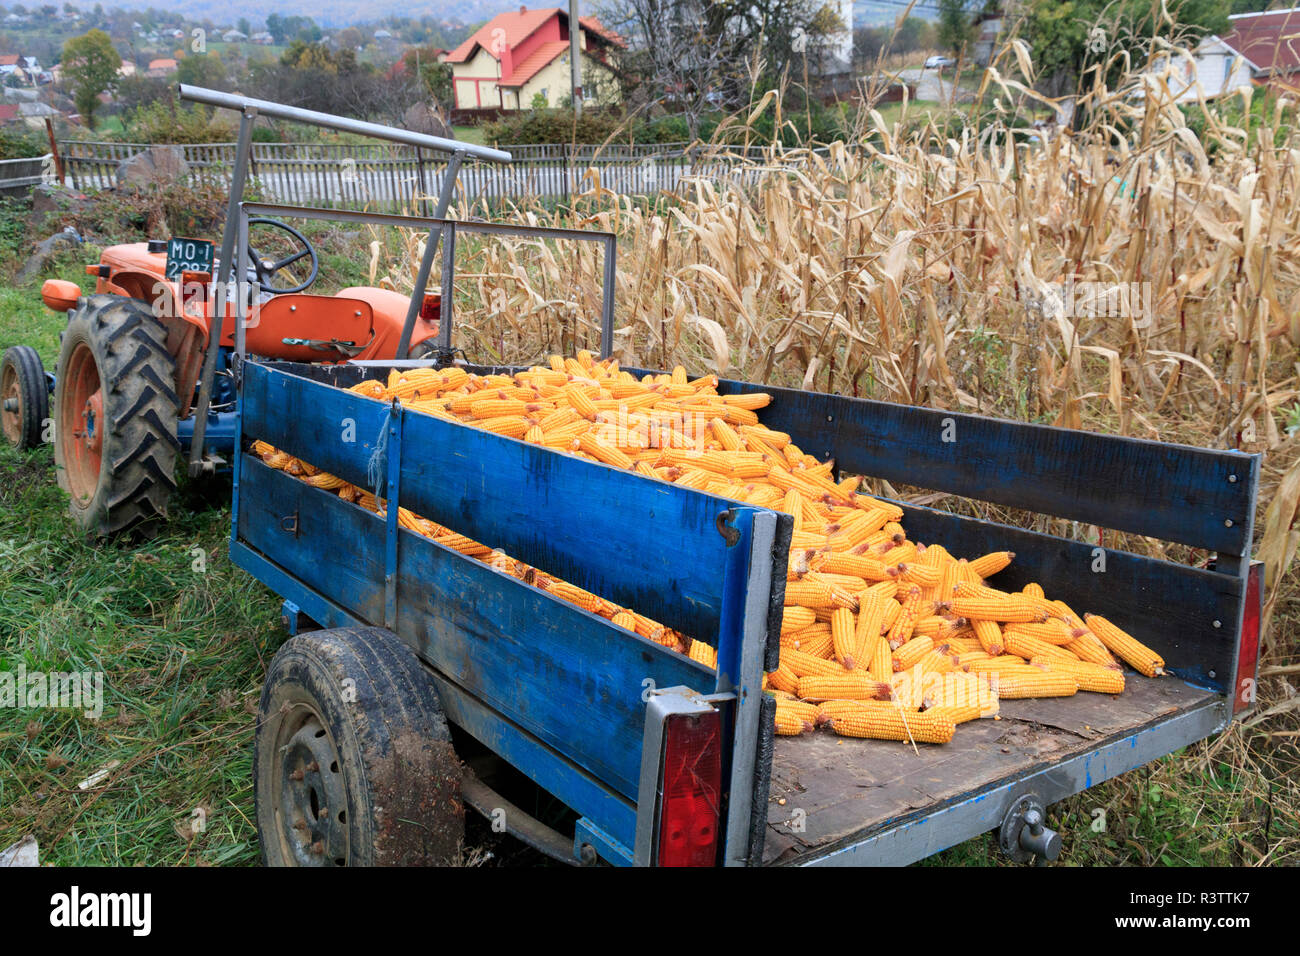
[176, 50, 227, 90]
[62, 28, 118, 129]
[1024, 0, 1229, 96]
[237, 17, 250, 36]
[937, 0, 973, 56]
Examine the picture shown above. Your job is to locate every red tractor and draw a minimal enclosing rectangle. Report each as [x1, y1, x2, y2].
[1, 87, 509, 536]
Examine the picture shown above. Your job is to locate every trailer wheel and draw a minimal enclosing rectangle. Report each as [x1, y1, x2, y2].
[1, 345, 48, 450]
[255, 626, 464, 866]
[53, 295, 179, 537]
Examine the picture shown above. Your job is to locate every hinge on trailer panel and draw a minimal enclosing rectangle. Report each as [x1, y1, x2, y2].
[715, 509, 740, 547]
[279, 511, 299, 537]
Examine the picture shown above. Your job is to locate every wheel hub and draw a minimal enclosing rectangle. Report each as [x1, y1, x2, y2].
[277, 714, 349, 866]
[1, 374, 18, 444]
[82, 389, 103, 455]
[59, 342, 104, 504]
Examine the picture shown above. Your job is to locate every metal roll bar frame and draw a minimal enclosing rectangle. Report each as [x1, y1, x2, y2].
[177, 85, 514, 475]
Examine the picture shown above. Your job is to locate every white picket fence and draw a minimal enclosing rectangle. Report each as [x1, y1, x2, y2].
[57, 140, 771, 208]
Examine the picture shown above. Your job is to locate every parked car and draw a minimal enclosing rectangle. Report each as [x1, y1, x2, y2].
[925, 55, 955, 69]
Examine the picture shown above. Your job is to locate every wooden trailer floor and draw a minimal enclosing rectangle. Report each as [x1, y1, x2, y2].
[763, 675, 1219, 864]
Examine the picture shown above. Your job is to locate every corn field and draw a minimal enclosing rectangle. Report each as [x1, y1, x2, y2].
[363, 46, 1300, 683]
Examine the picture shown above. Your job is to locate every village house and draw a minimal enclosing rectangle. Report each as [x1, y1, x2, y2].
[146, 58, 179, 78]
[1147, 8, 1300, 101]
[445, 5, 624, 111]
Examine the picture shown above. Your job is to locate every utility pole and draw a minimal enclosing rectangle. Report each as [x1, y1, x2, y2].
[569, 0, 582, 116]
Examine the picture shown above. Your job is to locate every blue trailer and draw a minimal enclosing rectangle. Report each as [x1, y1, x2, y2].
[227, 213, 1265, 867]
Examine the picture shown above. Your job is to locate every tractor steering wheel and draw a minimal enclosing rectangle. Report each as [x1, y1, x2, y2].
[246, 218, 319, 295]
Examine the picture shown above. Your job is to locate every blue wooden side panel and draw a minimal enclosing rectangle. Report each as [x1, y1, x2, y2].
[893, 501, 1242, 691]
[240, 361, 749, 643]
[237, 455, 715, 800]
[713, 377, 1259, 556]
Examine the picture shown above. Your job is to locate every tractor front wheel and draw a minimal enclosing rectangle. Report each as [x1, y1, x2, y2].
[1, 345, 48, 450]
[53, 295, 179, 537]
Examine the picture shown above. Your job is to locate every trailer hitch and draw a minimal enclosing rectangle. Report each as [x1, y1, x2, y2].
[998, 794, 1061, 864]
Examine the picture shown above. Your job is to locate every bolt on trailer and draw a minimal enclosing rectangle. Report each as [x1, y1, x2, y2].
[195, 93, 1265, 867]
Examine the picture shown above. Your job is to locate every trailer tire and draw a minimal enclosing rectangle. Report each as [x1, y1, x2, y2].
[255, 626, 464, 866]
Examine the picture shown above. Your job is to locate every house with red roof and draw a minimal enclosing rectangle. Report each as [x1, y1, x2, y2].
[145, 58, 178, 78]
[1146, 9, 1300, 102]
[445, 5, 624, 111]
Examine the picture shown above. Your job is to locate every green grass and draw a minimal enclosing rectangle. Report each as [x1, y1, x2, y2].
[0, 257, 280, 865]
[453, 125, 486, 146]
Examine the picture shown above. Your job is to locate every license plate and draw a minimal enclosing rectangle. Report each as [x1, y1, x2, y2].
[164, 237, 214, 279]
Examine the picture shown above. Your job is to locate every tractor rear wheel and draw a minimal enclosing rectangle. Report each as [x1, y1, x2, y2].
[1, 345, 48, 450]
[53, 295, 179, 538]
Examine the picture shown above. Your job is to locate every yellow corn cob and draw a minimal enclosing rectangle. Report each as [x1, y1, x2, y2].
[1085, 614, 1165, 677]
[784, 625, 834, 659]
[825, 703, 955, 744]
[796, 674, 893, 702]
[774, 700, 815, 736]
[544, 580, 613, 615]
[779, 606, 817, 635]
[831, 607, 859, 669]
[1029, 658, 1126, 694]
[476, 416, 531, 439]
[950, 582, 1048, 623]
[1022, 582, 1046, 600]
[913, 648, 959, 675]
[966, 656, 1042, 675]
[988, 670, 1079, 699]
[783, 647, 845, 678]
[1002, 629, 1078, 664]
[611, 611, 637, 631]
[1003, 620, 1079, 645]
[852, 590, 886, 667]
[968, 550, 1015, 579]
[885, 584, 924, 647]
[576, 433, 634, 469]
[688, 640, 718, 669]
[566, 388, 600, 420]
[813, 551, 894, 581]
[524, 424, 545, 444]
[1065, 631, 1121, 668]
[783, 576, 857, 610]
[767, 663, 799, 695]
[891, 635, 935, 671]
[867, 630, 893, 683]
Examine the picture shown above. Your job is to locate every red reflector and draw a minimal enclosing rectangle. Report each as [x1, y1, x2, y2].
[657, 709, 722, 867]
[420, 294, 440, 324]
[1233, 562, 1263, 715]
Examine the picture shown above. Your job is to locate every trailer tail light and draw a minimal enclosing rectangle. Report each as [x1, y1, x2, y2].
[1232, 562, 1264, 716]
[656, 709, 722, 867]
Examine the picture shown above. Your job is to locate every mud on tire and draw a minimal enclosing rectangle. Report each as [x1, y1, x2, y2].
[255, 626, 464, 866]
[53, 294, 179, 538]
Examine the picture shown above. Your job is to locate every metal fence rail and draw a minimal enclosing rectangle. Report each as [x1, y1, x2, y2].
[57, 140, 773, 207]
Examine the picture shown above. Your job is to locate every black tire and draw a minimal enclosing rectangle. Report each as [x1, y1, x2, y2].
[1, 345, 48, 450]
[255, 626, 464, 866]
[53, 295, 179, 538]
